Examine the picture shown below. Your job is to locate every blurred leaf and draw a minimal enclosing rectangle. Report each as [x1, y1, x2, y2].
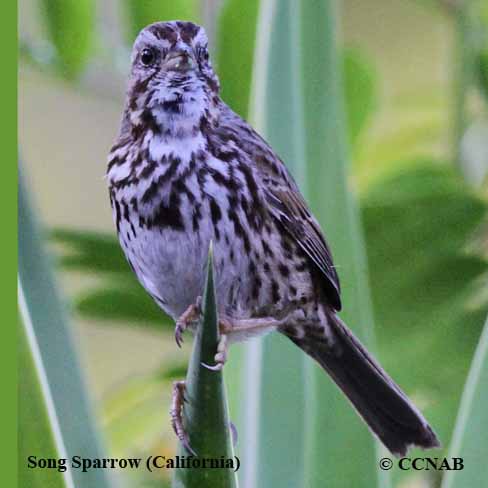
[441, 315, 488, 488]
[18, 319, 66, 488]
[103, 372, 170, 455]
[361, 161, 488, 482]
[138, 479, 171, 488]
[216, 0, 260, 118]
[51, 228, 176, 330]
[40, 0, 95, 79]
[364, 159, 480, 206]
[413, 0, 444, 12]
[51, 229, 130, 275]
[473, 0, 488, 100]
[122, 0, 200, 43]
[460, 121, 488, 186]
[300, 2, 384, 487]
[354, 106, 446, 190]
[75, 287, 173, 329]
[158, 363, 188, 381]
[448, 0, 488, 167]
[477, 50, 488, 100]
[173, 246, 237, 487]
[19, 172, 111, 487]
[343, 47, 378, 148]
[102, 360, 188, 458]
[468, 217, 488, 260]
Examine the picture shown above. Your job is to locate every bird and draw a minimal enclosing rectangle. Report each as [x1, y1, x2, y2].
[106, 20, 440, 457]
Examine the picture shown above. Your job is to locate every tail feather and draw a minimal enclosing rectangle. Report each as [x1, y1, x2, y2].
[285, 313, 440, 457]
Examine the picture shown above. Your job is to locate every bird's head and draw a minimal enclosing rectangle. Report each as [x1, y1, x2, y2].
[124, 21, 220, 137]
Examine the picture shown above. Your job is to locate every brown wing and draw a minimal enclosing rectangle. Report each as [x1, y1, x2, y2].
[265, 184, 342, 311]
[218, 104, 342, 311]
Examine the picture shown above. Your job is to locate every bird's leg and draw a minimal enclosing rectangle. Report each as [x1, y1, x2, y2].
[202, 333, 228, 371]
[221, 315, 285, 334]
[170, 380, 196, 456]
[174, 296, 202, 347]
[202, 315, 284, 371]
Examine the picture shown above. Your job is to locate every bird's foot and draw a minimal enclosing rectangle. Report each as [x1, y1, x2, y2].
[202, 315, 285, 371]
[202, 333, 228, 371]
[174, 297, 202, 348]
[170, 380, 196, 456]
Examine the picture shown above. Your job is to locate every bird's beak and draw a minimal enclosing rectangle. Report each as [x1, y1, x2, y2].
[163, 50, 196, 73]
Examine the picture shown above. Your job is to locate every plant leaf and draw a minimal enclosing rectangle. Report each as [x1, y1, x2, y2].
[51, 229, 130, 275]
[216, 0, 260, 118]
[342, 47, 378, 148]
[361, 161, 488, 484]
[103, 372, 171, 456]
[40, 0, 95, 79]
[51, 229, 176, 330]
[75, 287, 173, 328]
[440, 315, 488, 488]
[18, 319, 67, 488]
[18, 171, 111, 487]
[300, 1, 384, 487]
[477, 50, 488, 101]
[173, 245, 237, 487]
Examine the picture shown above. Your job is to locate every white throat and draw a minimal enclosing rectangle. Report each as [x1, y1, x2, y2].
[153, 84, 209, 138]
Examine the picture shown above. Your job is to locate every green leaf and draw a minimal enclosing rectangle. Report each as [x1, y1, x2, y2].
[18, 171, 111, 488]
[300, 2, 384, 487]
[441, 315, 488, 488]
[51, 229, 176, 329]
[40, 0, 95, 79]
[75, 286, 173, 328]
[353, 105, 446, 190]
[158, 363, 189, 381]
[51, 229, 130, 275]
[216, 0, 260, 118]
[18, 319, 66, 488]
[477, 50, 488, 100]
[122, 0, 200, 43]
[173, 245, 237, 487]
[361, 161, 488, 484]
[103, 372, 170, 456]
[100, 360, 187, 460]
[342, 47, 378, 148]
[362, 162, 487, 339]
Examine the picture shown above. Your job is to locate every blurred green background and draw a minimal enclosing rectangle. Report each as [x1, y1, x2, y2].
[18, 0, 488, 487]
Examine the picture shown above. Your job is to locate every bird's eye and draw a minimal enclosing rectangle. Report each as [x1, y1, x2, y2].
[140, 48, 156, 66]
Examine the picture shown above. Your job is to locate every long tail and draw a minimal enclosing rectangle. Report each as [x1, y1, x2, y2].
[284, 313, 440, 457]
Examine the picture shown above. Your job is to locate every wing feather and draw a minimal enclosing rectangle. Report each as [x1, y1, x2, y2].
[266, 187, 342, 310]
[217, 105, 342, 310]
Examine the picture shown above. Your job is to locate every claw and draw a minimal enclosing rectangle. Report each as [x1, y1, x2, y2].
[170, 380, 197, 456]
[201, 361, 224, 371]
[201, 334, 228, 372]
[175, 325, 184, 348]
[175, 319, 186, 349]
[174, 298, 202, 348]
[179, 431, 197, 457]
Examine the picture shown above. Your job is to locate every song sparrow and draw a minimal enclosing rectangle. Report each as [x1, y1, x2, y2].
[107, 21, 440, 457]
